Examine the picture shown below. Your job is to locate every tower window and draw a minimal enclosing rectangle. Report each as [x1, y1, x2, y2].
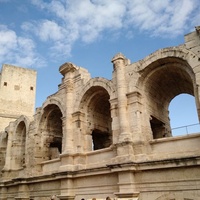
[4, 82, 7, 86]
[30, 86, 34, 90]
[14, 85, 20, 90]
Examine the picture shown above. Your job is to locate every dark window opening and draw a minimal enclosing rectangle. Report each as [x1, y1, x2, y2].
[150, 116, 166, 139]
[81, 86, 112, 151]
[14, 85, 20, 90]
[92, 129, 111, 150]
[30, 86, 34, 90]
[4, 82, 7, 86]
[49, 136, 62, 153]
[15, 121, 26, 168]
[45, 105, 63, 160]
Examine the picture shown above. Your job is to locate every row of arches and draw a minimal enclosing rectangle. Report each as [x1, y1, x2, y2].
[1, 49, 199, 170]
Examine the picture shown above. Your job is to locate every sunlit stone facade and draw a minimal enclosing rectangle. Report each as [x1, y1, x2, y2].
[0, 27, 200, 200]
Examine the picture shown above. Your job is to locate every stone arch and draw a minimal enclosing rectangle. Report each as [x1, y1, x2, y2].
[41, 97, 65, 117]
[12, 115, 30, 169]
[135, 46, 200, 74]
[38, 98, 64, 161]
[0, 131, 8, 171]
[14, 115, 30, 133]
[78, 78, 114, 151]
[76, 77, 116, 110]
[136, 47, 199, 139]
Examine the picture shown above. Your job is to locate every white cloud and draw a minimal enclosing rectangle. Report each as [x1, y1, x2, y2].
[30, 0, 200, 39]
[30, 0, 126, 43]
[37, 20, 66, 41]
[21, 0, 200, 60]
[0, 25, 17, 56]
[126, 0, 198, 37]
[0, 25, 46, 68]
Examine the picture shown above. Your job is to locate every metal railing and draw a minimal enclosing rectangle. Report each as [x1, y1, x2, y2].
[171, 123, 200, 136]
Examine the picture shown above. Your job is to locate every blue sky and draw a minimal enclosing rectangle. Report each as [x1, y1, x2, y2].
[0, 0, 200, 134]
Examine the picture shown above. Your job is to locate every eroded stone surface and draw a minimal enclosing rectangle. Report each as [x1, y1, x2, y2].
[0, 27, 200, 200]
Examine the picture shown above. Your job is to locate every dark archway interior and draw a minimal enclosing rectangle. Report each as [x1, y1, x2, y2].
[15, 121, 26, 166]
[92, 129, 111, 150]
[47, 107, 62, 153]
[82, 86, 112, 150]
[42, 104, 63, 160]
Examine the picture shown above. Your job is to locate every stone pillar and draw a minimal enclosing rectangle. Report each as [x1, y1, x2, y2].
[58, 178, 74, 200]
[3, 127, 13, 170]
[16, 184, 30, 199]
[59, 63, 77, 154]
[110, 98, 120, 144]
[111, 53, 130, 142]
[115, 171, 139, 198]
[72, 111, 85, 153]
[0, 187, 7, 200]
[127, 91, 143, 142]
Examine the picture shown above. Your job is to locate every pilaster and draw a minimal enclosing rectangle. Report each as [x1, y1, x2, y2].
[0, 187, 7, 200]
[72, 111, 85, 152]
[3, 123, 14, 171]
[111, 53, 130, 142]
[59, 63, 78, 154]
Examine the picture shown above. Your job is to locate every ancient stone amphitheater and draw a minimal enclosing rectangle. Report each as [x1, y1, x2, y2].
[0, 27, 200, 200]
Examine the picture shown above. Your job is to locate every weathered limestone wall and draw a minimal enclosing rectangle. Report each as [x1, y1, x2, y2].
[0, 64, 36, 131]
[0, 27, 200, 200]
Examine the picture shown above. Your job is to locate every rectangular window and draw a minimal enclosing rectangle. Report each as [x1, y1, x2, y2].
[14, 85, 20, 90]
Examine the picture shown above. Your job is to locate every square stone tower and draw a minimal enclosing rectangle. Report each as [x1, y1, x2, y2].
[0, 64, 37, 132]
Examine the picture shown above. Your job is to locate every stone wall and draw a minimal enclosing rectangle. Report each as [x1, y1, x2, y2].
[0, 64, 36, 131]
[0, 27, 200, 200]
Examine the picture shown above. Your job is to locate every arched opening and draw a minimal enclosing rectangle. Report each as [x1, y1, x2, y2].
[169, 94, 199, 136]
[15, 121, 26, 168]
[40, 104, 63, 160]
[81, 86, 112, 151]
[143, 57, 197, 139]
[0, 131, 8, 171]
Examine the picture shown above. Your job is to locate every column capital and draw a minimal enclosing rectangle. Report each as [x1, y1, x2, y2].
[59, 62, 77, 76]
[111, 52, 126, 63]
[111, 53, 130, 71]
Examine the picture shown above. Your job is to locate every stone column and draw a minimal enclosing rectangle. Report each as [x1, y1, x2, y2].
[72, 111, 85, 153]
[127, 91, 143, 142]
[17, 184, 30, 199]
[0, 187, 7, 200]
[59, 63, 77, 154]
[58, 179, 74, 200]
[3, 124, 14, 170]
[111, 53, 130, 142]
